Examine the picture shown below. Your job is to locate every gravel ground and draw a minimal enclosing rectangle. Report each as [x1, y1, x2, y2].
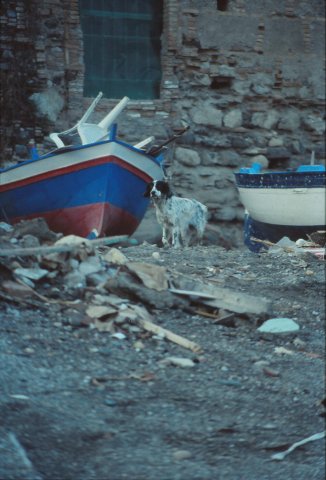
[0, 234, 325, 480]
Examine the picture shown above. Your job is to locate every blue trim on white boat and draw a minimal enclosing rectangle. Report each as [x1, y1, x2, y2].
[235, 163, 326, 189]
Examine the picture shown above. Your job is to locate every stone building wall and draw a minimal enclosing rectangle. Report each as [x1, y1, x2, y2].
[0, 0, 325, 244]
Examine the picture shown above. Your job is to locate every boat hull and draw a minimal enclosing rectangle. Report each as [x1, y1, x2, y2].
[243, 213, 325, 252]
[0, 140, 163, 238]
[234, 169, 326, 252]
[237, 186, 325, 226]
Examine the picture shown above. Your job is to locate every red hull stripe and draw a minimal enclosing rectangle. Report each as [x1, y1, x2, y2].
[0, 155, 153, 192]
[10, 202, 140, 238]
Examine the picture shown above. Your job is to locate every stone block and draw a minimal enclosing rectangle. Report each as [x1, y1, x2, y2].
[218, 150, 241, 166]
[251, 110, 279, 129]
[249, 155, 269, 169]
[278, 111, 301, 131]
[191, 101, 223, 128]
[223, 109, 243, 128]
[175, 147, 201, 166]
[266, 146, 291, 160]
[302, 114, 325, 135]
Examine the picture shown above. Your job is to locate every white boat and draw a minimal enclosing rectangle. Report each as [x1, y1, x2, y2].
[234, 162, 326, 252]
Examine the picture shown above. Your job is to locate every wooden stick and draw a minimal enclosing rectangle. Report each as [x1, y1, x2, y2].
[0, 235, 131, 258]
[135, 317, 203, 354]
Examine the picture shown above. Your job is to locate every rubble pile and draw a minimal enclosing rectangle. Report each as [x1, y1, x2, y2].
[0, 218, 277, 354]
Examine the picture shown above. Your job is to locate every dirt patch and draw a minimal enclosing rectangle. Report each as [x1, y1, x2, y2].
[0, 224, 325, 480]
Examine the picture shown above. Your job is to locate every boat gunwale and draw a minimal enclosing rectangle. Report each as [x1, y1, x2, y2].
[0, 138, 161, 175]
[234, 170, 326, 189]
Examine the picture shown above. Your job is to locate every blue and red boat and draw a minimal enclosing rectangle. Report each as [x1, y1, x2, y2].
[0, 94, 165, 238]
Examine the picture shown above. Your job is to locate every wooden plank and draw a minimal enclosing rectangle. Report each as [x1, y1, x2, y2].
[170, 286, 271, 316]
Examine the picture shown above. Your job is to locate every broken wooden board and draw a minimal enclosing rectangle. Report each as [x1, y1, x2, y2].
[0, 235, 131, 258]
[169, 286, 271, 316]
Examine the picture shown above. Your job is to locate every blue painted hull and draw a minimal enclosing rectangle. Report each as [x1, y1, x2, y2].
[0, 139, 163, 238]
[243, 213, 325, 252]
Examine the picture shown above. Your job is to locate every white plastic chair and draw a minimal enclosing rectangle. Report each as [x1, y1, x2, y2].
[77, 95, 130, 144]
[49, 93, 130, 147]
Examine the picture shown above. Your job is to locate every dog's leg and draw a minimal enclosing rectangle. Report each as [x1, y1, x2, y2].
[162, 225, 170, 247]
[172, 228, 182, 248]
[180, 228, 190, 247]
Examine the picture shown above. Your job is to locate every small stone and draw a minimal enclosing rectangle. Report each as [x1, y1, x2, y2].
[258, 318, 300, 334]
[263, 367, 280, 377]
[293, 337, 306, 347]
[159, 357, 195, 368]
[249, 154, 269, 169]
[14, 267, 48, 281]
[173, 449, 192, 461]
[79, 256, 103, 276]
[111, 332, 126, 340]
[2, 280, 31, 298]
[268, 137, 284, 147]
[253, 360, 270, 368]
[262, 423, 277, 430]
[104, 398, 117, 407]
[24, 347, 35, 354]
[305, 269, 314, 275]
[103, 248, 128, 265]
[133, 340, 145, 351]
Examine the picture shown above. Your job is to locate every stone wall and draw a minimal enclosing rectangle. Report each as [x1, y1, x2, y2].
[0, 0, 325, 245]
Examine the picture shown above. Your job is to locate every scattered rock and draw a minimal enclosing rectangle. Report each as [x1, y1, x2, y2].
[257, 318, 300, 334]
[159, 356, 196, 368]
[103, 248, 128, 265]
[173, 450, 192, 461]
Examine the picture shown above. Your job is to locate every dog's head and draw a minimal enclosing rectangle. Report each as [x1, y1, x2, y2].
[144, 180, 172, 199]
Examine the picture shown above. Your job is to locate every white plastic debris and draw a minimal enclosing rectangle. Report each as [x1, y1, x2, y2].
[271, 431, 325, 461]
[257, 318, 300, 334]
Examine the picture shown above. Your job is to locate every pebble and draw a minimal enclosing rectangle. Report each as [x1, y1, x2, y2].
[263, 367, 280, 377]
[159, 357, 195, 368]
[217, 379, 241, 387]
[104, 398, 117, 407]
[173, 450, 192, 461]
[253, 360, 270, 368]
[24, 347, 35, 354]
[257, 318, 300, 334]
[103, 248, 128, 265]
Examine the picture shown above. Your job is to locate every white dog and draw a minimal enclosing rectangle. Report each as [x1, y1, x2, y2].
[144, 180, 207, 248]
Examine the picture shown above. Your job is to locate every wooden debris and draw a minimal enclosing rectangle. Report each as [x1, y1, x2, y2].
[126, 262, 169, 291]
[134, 317, 202, 353]
[106, 272, 188, 310]
[169, 286, 271, 316]
[0, 235, 131, 258]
